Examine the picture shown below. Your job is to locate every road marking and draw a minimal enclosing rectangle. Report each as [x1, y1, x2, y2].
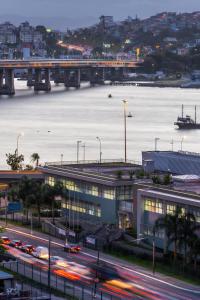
[6, 227, 200, 295]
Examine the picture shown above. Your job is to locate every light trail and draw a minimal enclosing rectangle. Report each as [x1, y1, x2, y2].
[5, 227, 200, 295]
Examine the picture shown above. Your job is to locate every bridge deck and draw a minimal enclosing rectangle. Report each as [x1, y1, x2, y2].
[0, 59, 141, 69]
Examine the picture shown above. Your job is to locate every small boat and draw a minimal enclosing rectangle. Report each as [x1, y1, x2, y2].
[174, 105, 200, 129]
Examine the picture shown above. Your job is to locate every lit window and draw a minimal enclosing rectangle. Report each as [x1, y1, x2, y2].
[144, 198, 163, 214]
[47, 176, 55, 187]
[103, 189, 115, 200]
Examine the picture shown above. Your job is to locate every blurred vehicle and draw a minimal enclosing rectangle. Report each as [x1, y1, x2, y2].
[67, 261, 89, 275]
[0, 236, 11, 245]
[9, 240, 22, 248]
[20, 244, 35, 254]
[64, 243, 81, 253]
[50, 256, 68, 267]
[90, 262, 121, 281]
[32, 246, 49, 259]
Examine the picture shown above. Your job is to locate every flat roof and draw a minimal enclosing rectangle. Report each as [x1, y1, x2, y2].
[40, 161, 140, 186]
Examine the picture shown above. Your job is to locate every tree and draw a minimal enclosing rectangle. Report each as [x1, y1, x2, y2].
[178, 212, 200, 267]
[42, 181, 64, 224]
[6, 150, 24, 170]
[30, 153, 40, 167]
[154, 207, 182, 262]
[18, 176, 36, 222]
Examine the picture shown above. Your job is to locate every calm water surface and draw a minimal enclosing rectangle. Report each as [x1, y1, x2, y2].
[0, 81, 200, 168]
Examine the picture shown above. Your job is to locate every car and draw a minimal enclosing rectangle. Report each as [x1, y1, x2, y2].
[32, 246, 49, 259]
[20, 244, 35, 254]
[50, 256, 68, 267]
[0, 236, 11, 245]
[9, 240, 23, 248]
[64, 243, 81, 253]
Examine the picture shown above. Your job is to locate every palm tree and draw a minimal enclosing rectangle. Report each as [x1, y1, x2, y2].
[30, 153, 40, 167]
[178, 212, 200, 267]
[154, 207, 182, 263]
[188, 235, 200, 271]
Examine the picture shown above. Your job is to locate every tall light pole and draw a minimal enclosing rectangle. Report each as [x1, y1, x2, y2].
[180, 136, 186, 151]
[122, 100, 132, 163]
[96, 136, 102, 163]
[76, 140, 82, 163]
[170, 139, 174, 151]
[82, 143, 86, 162]
[16, 132, 24, 156]
[60, 154, 63, 166]
[154, 137, 160, 151]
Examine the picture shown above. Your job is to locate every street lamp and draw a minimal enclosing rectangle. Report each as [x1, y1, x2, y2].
[137, 233, 156, 275]
[154, 137, 160, 151]
[96, 136, 102, 163]
[170, 139, 174, 151]
[16, 132, 24, 156]
[82, 143, 86, 162]
[60, 154, 63, 166]
[180, 136, 186, 151]
[122, 100, 132, 163]
[76, 140, 82, 163]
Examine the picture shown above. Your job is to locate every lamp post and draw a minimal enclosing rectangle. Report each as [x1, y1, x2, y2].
[170, 139, 174, 151]
[76, 140, 82, 163]
[60, 154, 63, 166]
[122, 100, 132, 163]
[16, 132, 24, 156]
[96, 136, 102, 163]
[82, 143, 86, 162]
[180, 136, 186, 151]
[154, 137, 160, 151]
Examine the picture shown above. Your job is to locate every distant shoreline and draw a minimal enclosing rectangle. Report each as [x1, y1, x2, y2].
[110, 81, 200, 89]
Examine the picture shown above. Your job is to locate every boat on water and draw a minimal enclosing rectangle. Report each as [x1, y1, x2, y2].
[174, 105, 200, 129]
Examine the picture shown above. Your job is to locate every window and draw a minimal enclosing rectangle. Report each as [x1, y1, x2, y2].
[47, 176, 55, 187]
[65, 180, 74, 191]
[62, 200, 101, 217]
[144, 199, 163, 214]
[166, 204, 176, 215]
[119, 201, 133, 212]
[117, 186, 132, 200]
[103, 188, 115, 200]
[85, 184, 99, 196]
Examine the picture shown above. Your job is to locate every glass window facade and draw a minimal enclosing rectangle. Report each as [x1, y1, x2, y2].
[144, 198, 163, 214]
[46, 176, 55, 186]
[62, 200, 101, 217]
[103, 188, 115, 200]
[117, 186, 132, 200]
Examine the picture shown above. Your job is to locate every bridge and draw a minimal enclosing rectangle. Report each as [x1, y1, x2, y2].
[0, 59, 142, 95]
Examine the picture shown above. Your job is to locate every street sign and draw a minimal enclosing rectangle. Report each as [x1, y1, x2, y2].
[7, 202, 22, 213]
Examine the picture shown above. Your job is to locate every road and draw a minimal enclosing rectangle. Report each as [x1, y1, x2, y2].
[2, 224, 200, 300]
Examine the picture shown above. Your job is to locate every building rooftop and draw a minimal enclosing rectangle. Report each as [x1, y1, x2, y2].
[41, 159, 142, 186]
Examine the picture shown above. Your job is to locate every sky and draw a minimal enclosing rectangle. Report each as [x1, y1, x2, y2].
[1, 0, 200, 29]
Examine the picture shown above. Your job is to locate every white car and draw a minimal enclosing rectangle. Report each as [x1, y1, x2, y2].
[50, 256, 68, 268]
[32, 246, 49, 259]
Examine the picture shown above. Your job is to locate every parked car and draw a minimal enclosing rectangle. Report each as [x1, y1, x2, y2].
[64, 243, 81, 253]
[9, 240, 22, 248]
[32, 246, 49, 259]
[0, 236, 11, 245]
[20, 244, 35, 254]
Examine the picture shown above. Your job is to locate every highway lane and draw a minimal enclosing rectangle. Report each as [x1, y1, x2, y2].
[2, 226, 200, 300]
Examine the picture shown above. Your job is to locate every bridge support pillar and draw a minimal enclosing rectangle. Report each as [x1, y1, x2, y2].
[0, 69, 3, 89]
[27, 68, 34, 87]
[54, 68, 65, 84]
[110, 68, 124, 81]
[64, 69, 80, 88]
[34, 68, 51, 92]
[0, 69, 15, 95]
[90, 68, 105, 85]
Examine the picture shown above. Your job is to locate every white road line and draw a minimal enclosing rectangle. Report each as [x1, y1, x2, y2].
[6, 227, 200, 295]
